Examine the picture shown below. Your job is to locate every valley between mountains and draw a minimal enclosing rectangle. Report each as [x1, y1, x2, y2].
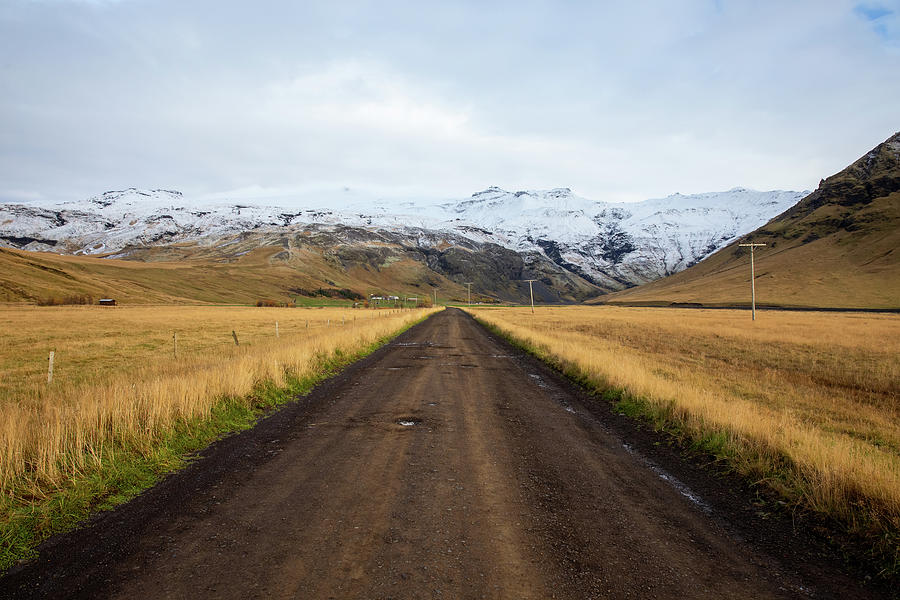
[4, 128, 896, 309]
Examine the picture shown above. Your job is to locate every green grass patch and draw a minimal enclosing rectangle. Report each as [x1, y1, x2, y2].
[290, 296, 355, 307]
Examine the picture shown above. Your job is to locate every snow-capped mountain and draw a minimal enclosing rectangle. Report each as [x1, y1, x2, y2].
[0, 186, 807, 291]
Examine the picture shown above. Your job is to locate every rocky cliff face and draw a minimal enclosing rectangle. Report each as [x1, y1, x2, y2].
[769, 132, 900, 231]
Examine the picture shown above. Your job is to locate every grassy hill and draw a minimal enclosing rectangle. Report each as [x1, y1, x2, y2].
[0, 222, 604, 306]
[602, 132, 900, 310]
[0, 243, 463, 306]
[1, 219, 605, 306]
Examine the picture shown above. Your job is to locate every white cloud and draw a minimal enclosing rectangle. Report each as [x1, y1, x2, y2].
[259, 61, 471, 139]
[0, 189, 44, 203]
[0, 0, 898, 204]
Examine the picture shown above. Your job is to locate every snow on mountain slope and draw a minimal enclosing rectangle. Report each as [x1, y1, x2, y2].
[414, 187, 807, 286]
[0, 186, 807, 290]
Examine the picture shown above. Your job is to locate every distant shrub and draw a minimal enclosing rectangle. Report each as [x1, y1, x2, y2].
[334, 288, 364, 300]
[256, 299, 280, 307]
[36, 294, 94, 306]
[288, 287, 364, 301]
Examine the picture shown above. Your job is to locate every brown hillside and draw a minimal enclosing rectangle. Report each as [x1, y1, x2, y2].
[603, 132, 900, 309]
[0, 243, 466, 305]
[1, 222, 603, 306]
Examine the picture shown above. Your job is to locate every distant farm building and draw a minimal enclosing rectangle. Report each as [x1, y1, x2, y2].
[369, 294, 402, 308]
[98, 298, 117, 306]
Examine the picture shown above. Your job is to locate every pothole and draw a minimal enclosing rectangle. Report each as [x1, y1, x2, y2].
[395, 341, 452, 348]
[396, 418, 421, 427]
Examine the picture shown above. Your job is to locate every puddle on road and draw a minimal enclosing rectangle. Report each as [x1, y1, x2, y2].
[622, 443, 711, 513]
[522, 371, 580, 415]
[396, 418, 421, 427]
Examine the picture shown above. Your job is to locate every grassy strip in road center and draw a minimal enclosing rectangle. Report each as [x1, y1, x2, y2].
[0, 309, 439, 573]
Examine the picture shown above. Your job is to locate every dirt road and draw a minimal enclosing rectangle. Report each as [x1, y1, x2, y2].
[0, 309, 878, 599]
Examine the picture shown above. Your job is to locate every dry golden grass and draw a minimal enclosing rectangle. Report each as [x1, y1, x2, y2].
[0, 305, 438, 496]
[469, 306, 900, 534]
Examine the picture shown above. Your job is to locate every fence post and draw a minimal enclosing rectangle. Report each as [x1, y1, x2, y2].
[275, 321, 279, 338]
[232, 330, 240, 346]
[48, 351, 55, 384]
[173, 332, 177, 359]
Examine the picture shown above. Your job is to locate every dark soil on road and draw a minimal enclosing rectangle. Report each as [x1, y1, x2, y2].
[0, 309, 888, 599]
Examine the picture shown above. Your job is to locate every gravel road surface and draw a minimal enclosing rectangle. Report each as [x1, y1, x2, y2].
[0, 308, 880, 599]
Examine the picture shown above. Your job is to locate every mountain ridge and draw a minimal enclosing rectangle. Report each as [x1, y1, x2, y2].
[0, 185, 806, 301]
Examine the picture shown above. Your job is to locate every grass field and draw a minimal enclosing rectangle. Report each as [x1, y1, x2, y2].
[468, 306, 900, 571]
[0, 305, 389, 400]
[0, 304, 438, 568]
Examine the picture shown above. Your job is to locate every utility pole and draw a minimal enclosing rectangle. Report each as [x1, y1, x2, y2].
[523, 279, 537, 314]
[433, 287, 437, 307]
[738, 243, 766, 321]
[464, 282, 473, 306]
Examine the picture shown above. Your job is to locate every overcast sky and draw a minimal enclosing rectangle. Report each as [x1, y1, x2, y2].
[1, 0, 898, 205]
